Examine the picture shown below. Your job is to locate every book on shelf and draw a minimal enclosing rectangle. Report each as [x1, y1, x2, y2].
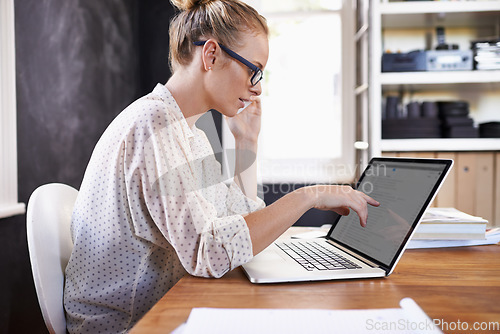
[413, 207, 488, 240]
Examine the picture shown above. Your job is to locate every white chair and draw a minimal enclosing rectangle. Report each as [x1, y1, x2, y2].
[27, 183, 78, 334]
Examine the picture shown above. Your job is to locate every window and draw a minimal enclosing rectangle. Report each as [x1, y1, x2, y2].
[223, 0, 356, 184]
[0, 0, 25, 218]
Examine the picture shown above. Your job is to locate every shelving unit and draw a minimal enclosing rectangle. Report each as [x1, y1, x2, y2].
[380, 70, 500, 90]
[369, 0, 500, 155]
[381, 138, 500, 152]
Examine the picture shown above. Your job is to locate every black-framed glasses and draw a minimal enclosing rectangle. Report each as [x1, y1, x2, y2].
[193, 40, 263, 86]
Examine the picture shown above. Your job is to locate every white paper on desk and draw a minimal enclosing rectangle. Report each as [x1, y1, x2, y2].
[179, 298, 441, 334]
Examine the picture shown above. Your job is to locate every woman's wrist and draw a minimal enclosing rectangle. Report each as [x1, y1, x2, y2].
[235, 137, 258, 152]
[295, 186, 319, 211]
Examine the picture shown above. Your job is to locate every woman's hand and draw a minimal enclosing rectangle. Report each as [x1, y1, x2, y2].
[303, 185, 380, 227]
[226, 96, 262, 144]
[245, 184, 380, 255]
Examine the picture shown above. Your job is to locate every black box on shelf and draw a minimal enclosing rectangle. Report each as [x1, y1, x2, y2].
[382, 118, 441, 139]
[437, 101, 469, 118]
[479, 122, 500, 138]
[382, 51, 427, 72]
[437, 100, 478, 138]
[441, 116, 474, 128]
[443, 126, 479, 138]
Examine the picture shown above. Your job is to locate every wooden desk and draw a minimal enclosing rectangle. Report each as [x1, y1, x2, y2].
[132, 244, 500, 334]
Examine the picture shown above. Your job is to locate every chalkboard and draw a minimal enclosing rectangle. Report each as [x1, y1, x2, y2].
[15, 0, 140, 200]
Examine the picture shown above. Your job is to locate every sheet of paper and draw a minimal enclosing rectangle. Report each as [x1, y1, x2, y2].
[178, 298, 442, 334]
[422, 208, 487, 223]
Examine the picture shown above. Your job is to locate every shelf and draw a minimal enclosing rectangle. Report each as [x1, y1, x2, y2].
[370, 1, 500, 157]
[380, 70, 500, 91]
[380, 138, 500, 152]
[380, 1, 500, 28]
[381, 1, 500, 14]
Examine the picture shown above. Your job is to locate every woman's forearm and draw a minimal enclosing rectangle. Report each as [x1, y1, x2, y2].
[244, 185, 379, 256]
[244, 187, 314, 255]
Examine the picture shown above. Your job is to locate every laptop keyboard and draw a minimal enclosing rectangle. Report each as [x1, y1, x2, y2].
[276, 241, 362, 271]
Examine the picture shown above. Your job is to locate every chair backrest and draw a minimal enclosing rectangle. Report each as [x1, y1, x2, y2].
[27, 183, 78, 334]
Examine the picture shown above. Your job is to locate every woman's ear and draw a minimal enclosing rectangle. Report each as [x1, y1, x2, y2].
[201, 39, 219, 71]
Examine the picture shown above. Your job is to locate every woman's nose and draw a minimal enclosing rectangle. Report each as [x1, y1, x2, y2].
[250, 81, 262, 96]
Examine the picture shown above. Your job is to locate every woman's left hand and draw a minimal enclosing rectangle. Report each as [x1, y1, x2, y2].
[226, 96, 262, 144]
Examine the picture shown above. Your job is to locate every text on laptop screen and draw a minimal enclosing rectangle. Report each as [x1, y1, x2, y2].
[329, 160, 448, 267]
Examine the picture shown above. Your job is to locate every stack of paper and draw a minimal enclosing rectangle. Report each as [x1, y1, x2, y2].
[414, 208, 488, 240]
[408, 228, 500, 249]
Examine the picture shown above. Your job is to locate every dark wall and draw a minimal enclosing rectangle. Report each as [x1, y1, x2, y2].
[137, 0, 173, 92]
[16, 0, 140, 198]
[0, 0, 177, 332]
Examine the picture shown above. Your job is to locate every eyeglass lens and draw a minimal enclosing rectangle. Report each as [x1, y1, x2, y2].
[252, 70, 263, 86]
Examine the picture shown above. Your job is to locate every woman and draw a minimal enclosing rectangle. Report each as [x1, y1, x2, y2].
[63, 0, 379, 332]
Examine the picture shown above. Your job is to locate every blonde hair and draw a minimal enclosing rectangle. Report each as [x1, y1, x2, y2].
[168, 0, 268, 72]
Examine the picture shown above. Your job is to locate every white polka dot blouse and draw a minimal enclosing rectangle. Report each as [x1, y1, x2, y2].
[63, 84, 264, 333]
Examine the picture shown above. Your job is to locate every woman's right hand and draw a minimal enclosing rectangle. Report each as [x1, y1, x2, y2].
[302, 185, 380, 227]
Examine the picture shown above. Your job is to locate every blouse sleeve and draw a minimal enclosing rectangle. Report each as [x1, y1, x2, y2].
[226, 180, 265, 215]
[123, 103, 262, 278]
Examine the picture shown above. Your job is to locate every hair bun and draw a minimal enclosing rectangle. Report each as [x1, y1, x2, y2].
[170, 0, 213, 11]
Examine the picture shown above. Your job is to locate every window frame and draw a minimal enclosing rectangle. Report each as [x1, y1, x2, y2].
[223, 1, 356, 185]
[0, 0, 25, 218]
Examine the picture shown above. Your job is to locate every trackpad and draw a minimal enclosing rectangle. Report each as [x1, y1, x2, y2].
[252, 248, 288, 262]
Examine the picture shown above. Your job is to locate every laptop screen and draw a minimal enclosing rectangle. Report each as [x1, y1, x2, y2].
[328, 158, 452, 269]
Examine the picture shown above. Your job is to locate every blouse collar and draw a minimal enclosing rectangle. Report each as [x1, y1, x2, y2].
[152, 83, 195, 139]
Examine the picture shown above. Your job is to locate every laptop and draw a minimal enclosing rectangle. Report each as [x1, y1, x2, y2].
[242, 157, 453, 284]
